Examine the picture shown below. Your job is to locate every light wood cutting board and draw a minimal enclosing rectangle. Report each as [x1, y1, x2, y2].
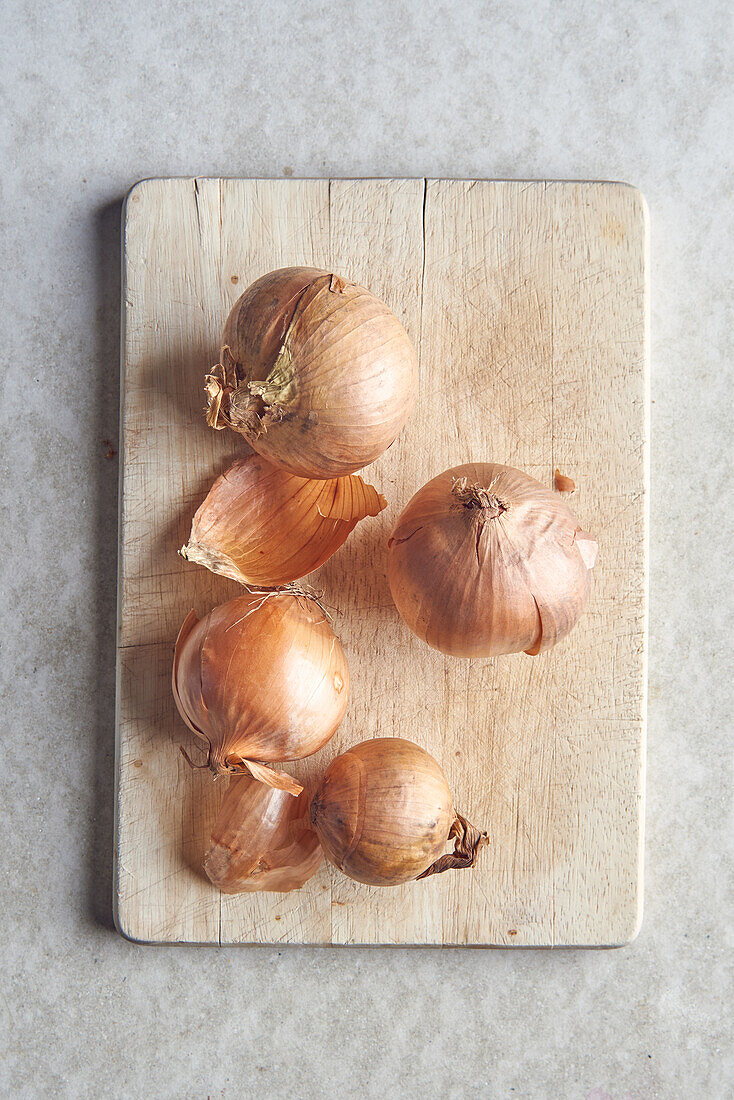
[114, 178, 648, 946]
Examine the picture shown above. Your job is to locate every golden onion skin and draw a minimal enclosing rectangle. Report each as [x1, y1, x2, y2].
[172, 593, 349, 788]
[180, 454, 386, 588]
[204, 776, 322, 894]
[387, 462, 598, 658]
[206, 267, 417, 479]
[310, 738, 455, 886]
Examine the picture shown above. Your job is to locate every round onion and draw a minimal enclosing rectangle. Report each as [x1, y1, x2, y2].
[206, 267, 417, 479]
[172, 592, 349, 794]
[387, 463, 598, 658]
[180, 453, 387, 588]
[310, 738, 486, 886]
[205, 775, 322, 894]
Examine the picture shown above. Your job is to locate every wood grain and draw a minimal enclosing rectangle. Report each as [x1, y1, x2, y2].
[115, 178, 648, 946]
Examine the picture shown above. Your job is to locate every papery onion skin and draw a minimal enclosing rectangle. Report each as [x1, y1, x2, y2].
[206, 267, 418, 479]
[172, 593, 349, 793]
[205, 775, 323, 894]
[554, 468, 576, 493]
[310, 738, 486, 886]
[387, 462, 598, 658]
[180, 453, 387, 588]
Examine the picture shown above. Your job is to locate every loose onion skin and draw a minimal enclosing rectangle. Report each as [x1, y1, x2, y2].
[180, 454, 387, 588]
[206, 267, 418, 479]
[205, 775, 322, 894]
[172, 593, 349, 795]
[310, 738, 486, 886]
[387, 463, 598, 658]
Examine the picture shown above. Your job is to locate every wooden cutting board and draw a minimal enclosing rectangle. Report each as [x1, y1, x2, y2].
[115, 178, 648, 946]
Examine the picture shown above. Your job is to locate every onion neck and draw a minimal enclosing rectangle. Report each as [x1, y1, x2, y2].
[451, 478, 508, 519]
[416, 814, 488, 879]
[205, 347, 291, 440]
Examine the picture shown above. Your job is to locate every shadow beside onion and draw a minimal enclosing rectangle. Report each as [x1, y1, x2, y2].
[89, 198, 241, 928]
[308, 486, 398, 625]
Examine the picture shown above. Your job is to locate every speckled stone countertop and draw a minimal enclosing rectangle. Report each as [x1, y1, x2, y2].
[1, 2, 731, 1097]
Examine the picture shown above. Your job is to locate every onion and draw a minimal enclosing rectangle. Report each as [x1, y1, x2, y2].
[172, 592, 349, 795]
[205, 775, 322, 893]
[206, 267, 418, 478]
[387, 463, 598, 658]
[310, 738, 486, 886]
[180, 453, 387, 588]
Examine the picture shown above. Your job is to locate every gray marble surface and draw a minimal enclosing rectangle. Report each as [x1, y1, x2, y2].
[2, 1, 732, 1097]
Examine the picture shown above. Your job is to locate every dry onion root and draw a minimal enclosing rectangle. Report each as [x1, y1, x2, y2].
[205, 775, 322, 894]
[180, 454, 387, 588]
[310, 738, 487, 886]
[206, 267, 418, 479]
[387, 462, 598, 658]
[172, 592, 349, 796]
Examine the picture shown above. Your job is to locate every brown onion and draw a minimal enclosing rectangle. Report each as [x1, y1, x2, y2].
[387, 463, 598, 658]
[310, 738, 486, 886]
[206, 267, 417, 478]
[180, 453, 387, 588]
[205, 775, 322, 893]
[172, 593, 349, 795]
